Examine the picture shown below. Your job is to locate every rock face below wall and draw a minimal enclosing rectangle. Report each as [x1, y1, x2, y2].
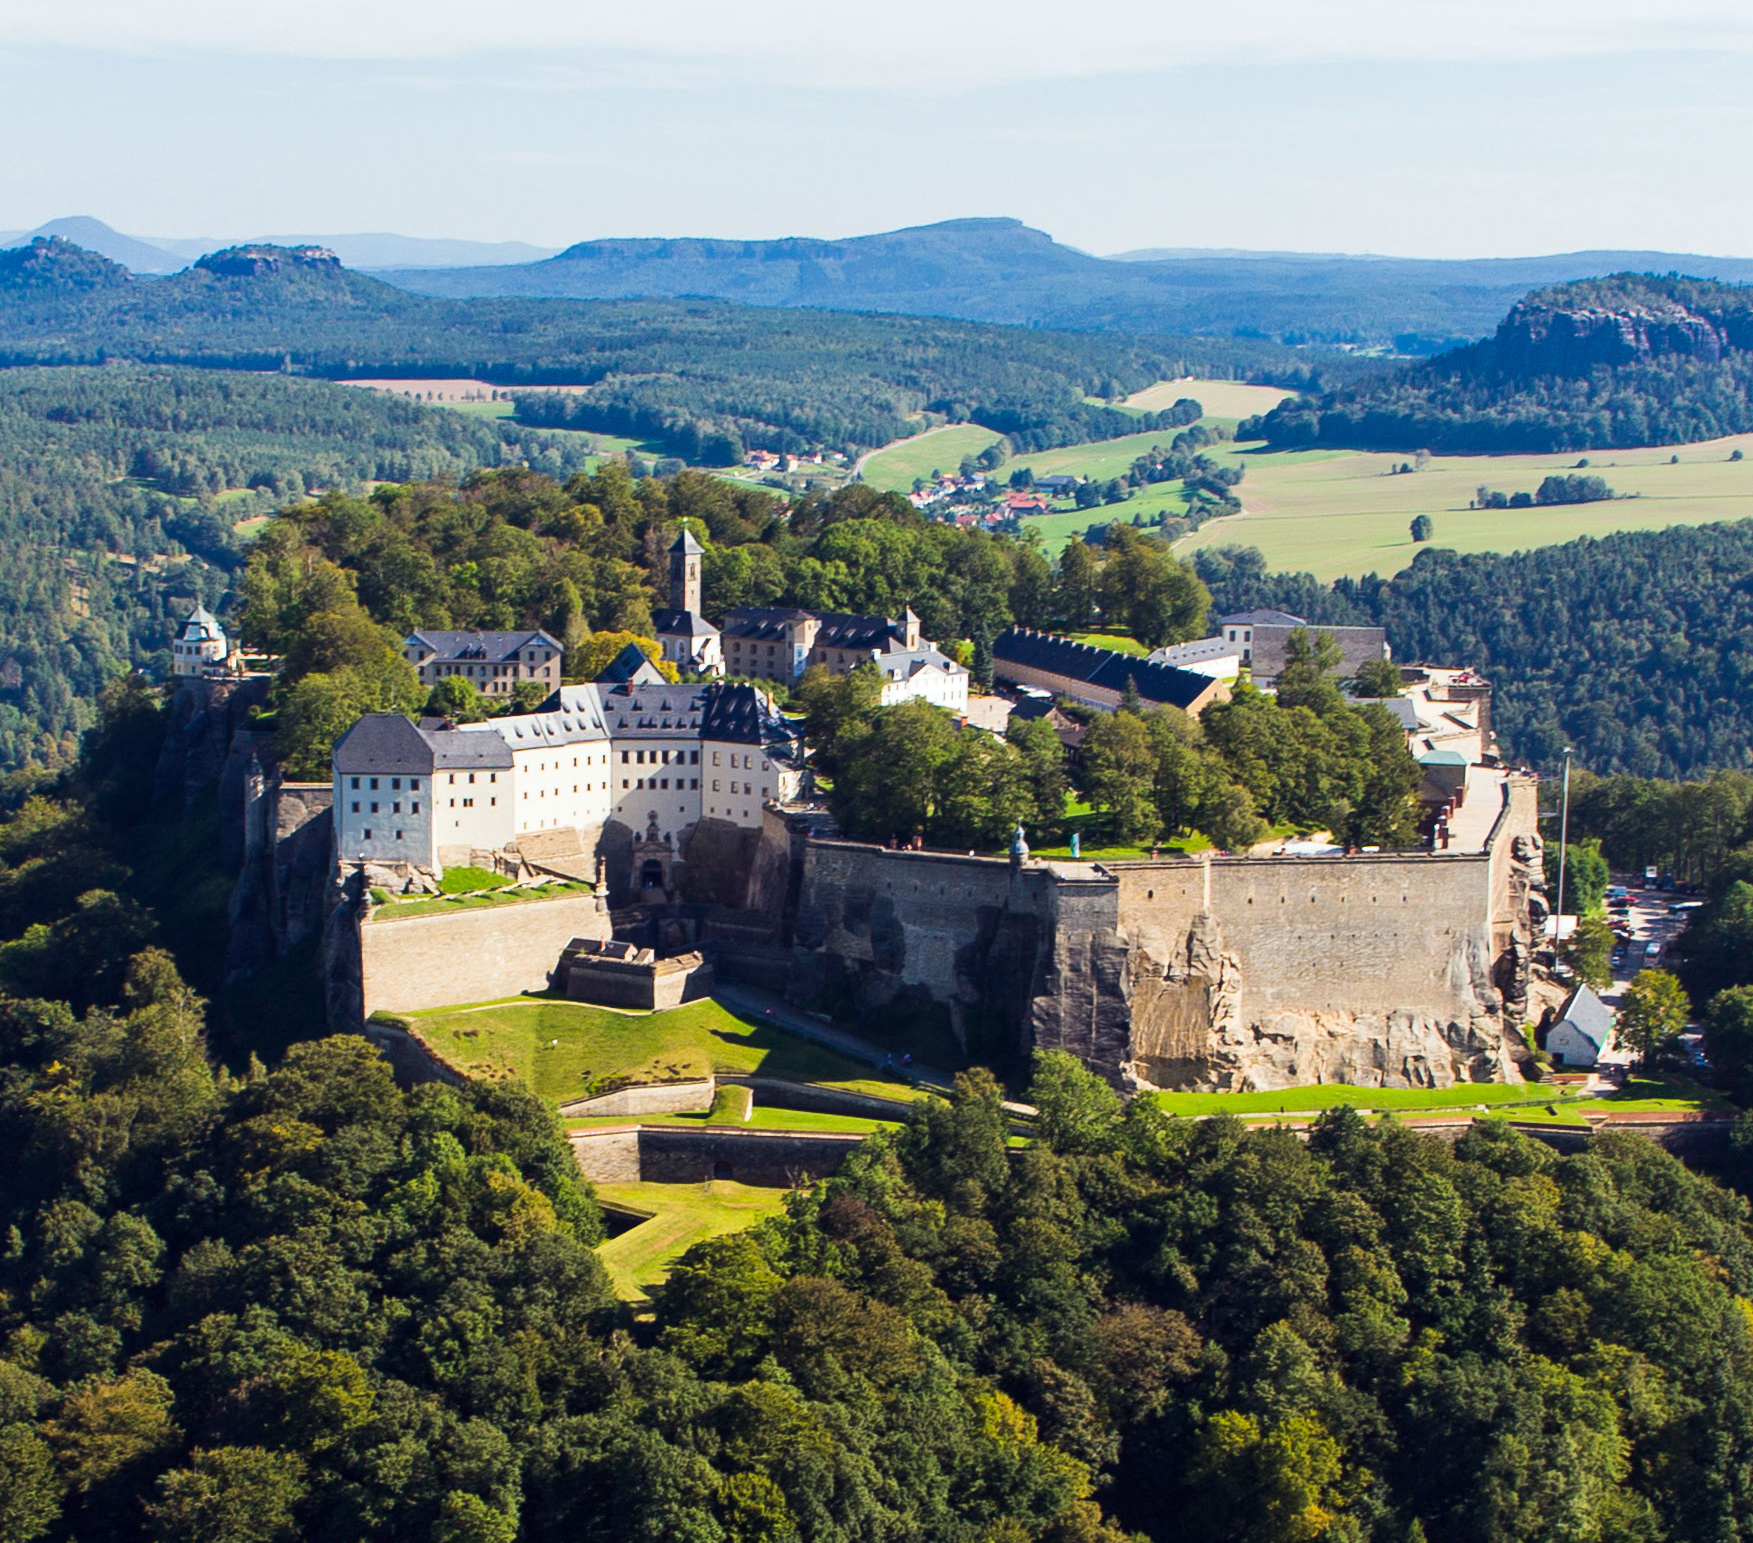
[1120, 910, 1519, 1091]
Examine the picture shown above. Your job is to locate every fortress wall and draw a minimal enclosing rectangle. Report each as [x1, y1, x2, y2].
[794, 840, 1047, 999]
[1116, 852, 1494, 1019]
[360, 892, 607, 1014]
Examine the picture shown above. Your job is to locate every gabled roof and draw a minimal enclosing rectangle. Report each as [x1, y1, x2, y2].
[994, 627, 1215, 712]
[720, 606, 816, 641]
[698, 682, 802, 751]
[1554, 984, 1614, 1050]
[333, 713, 431, 775]
[652, 607, 721, 639]
[875, 647, 967, 682]
[595, 644, 667, 685]
[404, 629, 562, 660]
[1218, 609, 1307, 628]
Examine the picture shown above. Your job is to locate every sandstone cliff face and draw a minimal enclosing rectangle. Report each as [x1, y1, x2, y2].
[1112, 909, 1519, 1093]
[1491, 298, 1725, 377]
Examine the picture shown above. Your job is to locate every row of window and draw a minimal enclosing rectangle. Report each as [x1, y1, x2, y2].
[350, 776, 422, 792]
[352, 801, 421, 816]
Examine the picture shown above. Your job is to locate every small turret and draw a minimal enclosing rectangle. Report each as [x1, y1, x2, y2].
[1010, 824, 1029, 869]
[172, 603, 228, 678]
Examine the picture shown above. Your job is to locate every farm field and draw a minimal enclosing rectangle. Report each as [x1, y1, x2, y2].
[593, 1179, 790, 1301]
[859, 423, 1003, 491]
[1123, 378, 1294, 420]
[857, 379, 1280, 494]
[406, 996, 919, 1105]
[1174, 432, 1753, 580]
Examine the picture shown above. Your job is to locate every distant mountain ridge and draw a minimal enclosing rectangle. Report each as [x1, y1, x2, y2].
[382, 216, 1753, 351]
[0, 216, 558, 273]
[1241, 274, 1753, 453]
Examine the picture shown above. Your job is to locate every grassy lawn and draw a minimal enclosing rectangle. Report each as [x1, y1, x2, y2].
[568, 1106, 902, 1135]
[409, 995, 921, 1104]
[371, 879, 589, 920]
[593, 1180, 790, 1301]
[1153, 1074, 1728, 1122]
[1066, 630, 1149, 656]
[860, 425, 1005, 492]
[1176, 432, 1753, 581]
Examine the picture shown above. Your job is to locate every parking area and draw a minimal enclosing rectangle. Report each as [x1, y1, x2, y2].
[1588, 881, 1700, 1076]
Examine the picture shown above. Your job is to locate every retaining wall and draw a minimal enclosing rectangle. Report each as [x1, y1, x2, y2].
[360, 891, 607, 1014]
[569, 1125, 862, 1185]
[559, 1079, 717, 1118]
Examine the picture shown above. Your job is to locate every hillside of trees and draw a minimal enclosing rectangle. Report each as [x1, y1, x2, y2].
[1240, 274, 1753, 453]
[0, 237, 1358, 463]
[1194, 521, 1753, 777]
[3, 696, 1753, 1541]
[0, 367, 593, 773]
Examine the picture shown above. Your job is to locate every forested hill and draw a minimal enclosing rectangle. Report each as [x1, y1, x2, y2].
[1194, 521, 1753, 777]
[1242, 274, 1753, 453]
[382, 214, 1753, 352]
[0, 237, 1345, 462]
[0, 366, 593, 771]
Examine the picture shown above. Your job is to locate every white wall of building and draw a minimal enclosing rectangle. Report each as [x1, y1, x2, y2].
[336, 770, 438, 867]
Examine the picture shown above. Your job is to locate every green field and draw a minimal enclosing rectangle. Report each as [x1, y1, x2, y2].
[1154, 1075, 1727, 1122]
[594, 1179, 790, 1301]
[859, 424, 1004, 492]
[1124, 379, 1294, 420]
[408, 996, 919, 1105]
[1173, 433, 1753, 581]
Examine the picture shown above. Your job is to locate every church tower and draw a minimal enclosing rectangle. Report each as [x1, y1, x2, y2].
[670, 528, 703, 614]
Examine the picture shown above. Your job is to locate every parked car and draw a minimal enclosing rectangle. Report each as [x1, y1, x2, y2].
[1644, 941, 1662, 959]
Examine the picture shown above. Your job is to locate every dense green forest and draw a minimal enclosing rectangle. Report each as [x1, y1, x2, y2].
[1193, 522, 1753, 777]
[3, 696, 1753, 1541]
[1241, 275, 1753, 453]
[0, 367, 593, 773]
[0, 238, 1358, 463]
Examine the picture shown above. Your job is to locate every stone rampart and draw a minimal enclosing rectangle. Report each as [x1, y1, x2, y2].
[790, 775, 1541, 1092]
[568, 1125, 862, 1185]
[360, 892, 609, 1014]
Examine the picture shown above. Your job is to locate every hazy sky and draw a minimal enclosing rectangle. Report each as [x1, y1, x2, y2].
[3, 0, 1749, 257]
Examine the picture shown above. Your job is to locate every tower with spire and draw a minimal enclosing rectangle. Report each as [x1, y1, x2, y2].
[652, 527, 722, 677]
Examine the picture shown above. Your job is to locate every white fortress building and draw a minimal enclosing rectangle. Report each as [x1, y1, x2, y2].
[331, 645, 805, 884]
[172, 603, 233, 677]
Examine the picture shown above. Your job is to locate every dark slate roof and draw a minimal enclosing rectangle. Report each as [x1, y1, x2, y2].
[333, 713, 431, 775]
[176, 603, 225, 644]
[425, 727, 514, 769]
[653, 607, 720, 639]
[721, 606, 816, 642]
[595, 644, 667, 684]
[699, 682, 802, 752]
[1353, 696, 1420, 731]
[812, 611, 908, 651]
[1555, 984, 1614, 1050]
[670, 528, 705, 555]
[1218, 609, 1307, 628]
[405, 628, 562, 660]
[994, 628, 1215, 711]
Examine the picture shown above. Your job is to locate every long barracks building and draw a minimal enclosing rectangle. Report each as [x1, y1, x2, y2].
[332, 647, 804, 876]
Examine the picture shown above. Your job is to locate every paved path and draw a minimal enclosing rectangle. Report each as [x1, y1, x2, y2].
[714, 984, 957, 1094]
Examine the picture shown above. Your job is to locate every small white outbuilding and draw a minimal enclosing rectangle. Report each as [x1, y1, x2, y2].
[1547, 983, 1615, 1068]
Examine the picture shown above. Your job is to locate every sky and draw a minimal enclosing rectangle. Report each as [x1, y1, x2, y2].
[1, 0, 1749, 259]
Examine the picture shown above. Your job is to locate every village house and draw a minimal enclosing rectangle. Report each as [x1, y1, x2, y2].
[1547, 983, 1615, 1067]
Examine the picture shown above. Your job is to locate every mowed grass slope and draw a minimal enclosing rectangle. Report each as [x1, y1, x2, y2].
[409, 996, 916, 1105]
[1154, 1075, 1727, 1121]
[1176, 433, 1753, 581]
[593, 1180, 790, 1300]
[859, 424, 1003, 491]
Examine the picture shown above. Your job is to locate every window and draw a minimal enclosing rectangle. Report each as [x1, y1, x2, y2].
[364, 828, 372, 840]
[449, 798, 456, 808]
[369, 777, 379, 790]
[463, 798, 474, 808]
[391, 778, 401, 790]
[370, 802, 380, 814]
[449, 773, 456, 784]
[621, 751, 629, 764]
[350, 777, 359, 790]
[468, 773, 476, 784]
[712, 779, 720, 792]
[395, 830, 404, 841]
[392, 802, 401, 814]
[712, 751, 721, 766]
[621, 779, 629, 789]
[410, 779, 420, 791]
[690, 750, 699, 765]
[660, 778, 669, 790]
[351, 802, 359, 813]
[490, 797, 496, 806]
[489, 773, 497, 783]
[691, 778, 699, 790]
[412, 802, 420, 814]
